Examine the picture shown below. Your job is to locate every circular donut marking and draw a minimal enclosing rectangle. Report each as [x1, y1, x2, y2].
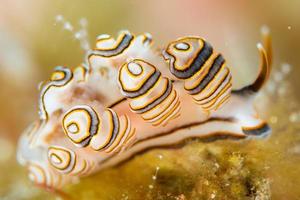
[62, 105, 99, 147]
[47, 146, 76, 174]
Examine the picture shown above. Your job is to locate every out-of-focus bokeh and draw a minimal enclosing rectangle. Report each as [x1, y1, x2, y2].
[0, 0, 299, 199]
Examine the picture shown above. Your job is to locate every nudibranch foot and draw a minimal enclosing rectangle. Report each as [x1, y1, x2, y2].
[17, 28, 273, 188]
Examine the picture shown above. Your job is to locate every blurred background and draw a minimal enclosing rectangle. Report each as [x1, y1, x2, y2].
[0, 0, 299, 199]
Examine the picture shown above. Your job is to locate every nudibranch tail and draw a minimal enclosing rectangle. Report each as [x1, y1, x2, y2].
[232, 27, 272, 95]
[251, 43, 269, 92]
[261, 26, 272, 67]
[225, 28, 272, 137]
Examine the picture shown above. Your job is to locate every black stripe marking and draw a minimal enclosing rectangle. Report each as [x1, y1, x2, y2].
[108, 98, 127, 108]
[121, 70, 161, 98]
[135, 117, 233, 143]
[242, 123, 271, 137]
[39, 67, 73, 120]
[143, 89, 178, 121]
[104, 110, 120, 149]
[197, 70, 230, 102]
[133, 80, 173, 114]
[79, 106, 100, 147]
[88, 33, 133, 58]
[170, 40, 213, 79]
[188, 54, 225, 95]
[98, 117, 244, 166]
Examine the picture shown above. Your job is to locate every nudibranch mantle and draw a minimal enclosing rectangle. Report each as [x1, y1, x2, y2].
[17, 29, 272, 188]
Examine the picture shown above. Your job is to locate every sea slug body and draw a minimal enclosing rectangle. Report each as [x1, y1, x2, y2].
[17, 28, 272, 188]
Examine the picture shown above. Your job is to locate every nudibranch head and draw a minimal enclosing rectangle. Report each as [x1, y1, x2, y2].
[17, 28, 273, 188]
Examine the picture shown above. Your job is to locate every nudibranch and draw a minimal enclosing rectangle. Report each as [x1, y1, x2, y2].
[17, 28, 272, 188]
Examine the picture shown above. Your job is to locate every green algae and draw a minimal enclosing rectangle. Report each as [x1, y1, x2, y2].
[62, 139, 272, 200]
